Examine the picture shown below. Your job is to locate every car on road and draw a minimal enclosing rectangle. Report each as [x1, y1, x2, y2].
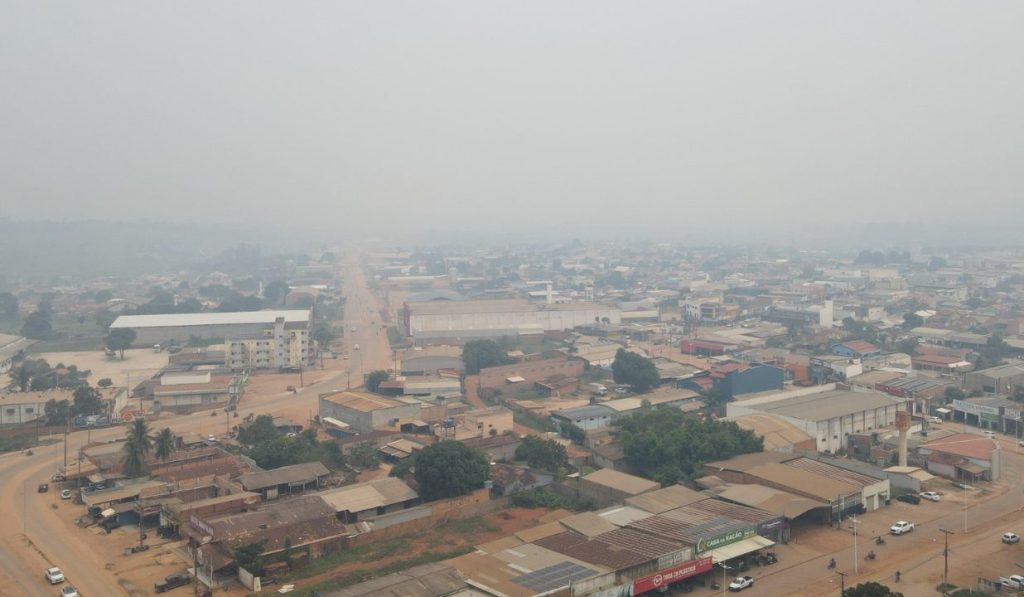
[51, 472, 66, 482]
[919, 491, 940, 502]
[351, 327, 357, 332]
[1000, 575, 1024, 590]
[928, 416, 943, 424]
[60, 585, 79, 597]
[60, 489, 73, 500]
[890, 521, 915, 535]
[37, 483, 49, 493]
[45, 567, 65, 584]
[353, 343, 360, 350]
[896, 493, 920, 505]
[728, 576, 754, 591]
[984, 430, 996, 438]
[1002, 532, 1020, 544]
[155, 572, 192, 593]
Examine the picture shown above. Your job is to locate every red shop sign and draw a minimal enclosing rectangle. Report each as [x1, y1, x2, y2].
[632, 556, 713, 594]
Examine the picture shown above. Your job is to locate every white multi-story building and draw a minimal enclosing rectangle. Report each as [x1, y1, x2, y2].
[111, 310, 311, 370]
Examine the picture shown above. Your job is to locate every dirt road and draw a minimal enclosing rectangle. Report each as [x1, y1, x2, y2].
[0, 253, 393, 596]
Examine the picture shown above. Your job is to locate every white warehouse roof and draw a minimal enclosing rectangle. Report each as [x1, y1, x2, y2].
[111, 310, 310, 329]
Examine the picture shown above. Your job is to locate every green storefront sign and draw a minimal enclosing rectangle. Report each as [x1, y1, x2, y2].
[695, 526, 756, 553]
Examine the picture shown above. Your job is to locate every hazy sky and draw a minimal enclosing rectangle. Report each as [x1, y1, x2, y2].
[2, 2, 1022, 238]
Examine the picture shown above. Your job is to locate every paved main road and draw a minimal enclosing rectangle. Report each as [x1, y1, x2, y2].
[0, 253, 392, 596]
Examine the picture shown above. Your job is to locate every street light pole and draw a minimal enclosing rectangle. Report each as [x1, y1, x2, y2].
[837, 571, 847, 596]
[721, 563, 732, 597]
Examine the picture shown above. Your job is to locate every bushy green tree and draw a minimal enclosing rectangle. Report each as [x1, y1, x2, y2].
[462, 340, 510, 374]
[72, 386, 105, 416]
[559, 421, 586, 444]
[611, 349, 659, 393]
[104, 328, 136, 359]
[21, 310, 53, 340]
[233, 541, 267, 575]
[247, 432, 325, 469]
[364, 370, 389, 393]
[238, 415, 280, 445]
[615, 408, 762, 485]
[349, 441, 380, 469]
[515, 436, 568, 472]
[414, 441, 490, 501]
[44, 399, 71, 425]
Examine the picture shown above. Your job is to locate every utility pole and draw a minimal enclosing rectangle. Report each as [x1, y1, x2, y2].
[939, 528, 954, 586]
[63, 415, 69, 469]
[837, 571, 847, 596]
[849, 514, 860, 575]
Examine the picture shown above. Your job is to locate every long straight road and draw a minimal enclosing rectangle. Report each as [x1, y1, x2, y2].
[0, 252, 391, 596]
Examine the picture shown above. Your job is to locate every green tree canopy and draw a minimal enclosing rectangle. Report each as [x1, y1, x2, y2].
[21, 310, 53, 340]
[95, 309, 118, 332]
[515, 436, 568, 472]
[72, 386, 105, 416]
[615, 407, 763, 485]
[262, 281, 290, 307]
[364, 370, 389, 393]
[44, 399, 71, 426]
[237, 415, 280, 445]
[843, 581, 903, 597]
[414, 441, 490, 501]
[902, 312, 924, 329]
[559, 421, 586, 444]
[247, 431, 327, 469]
[611, 349, 660, 393]
[104, 328, 136, 359]
[462, 339, 510, 374]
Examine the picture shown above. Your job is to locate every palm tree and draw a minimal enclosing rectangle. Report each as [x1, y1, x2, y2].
[127, 417, 152, 456]
[121, 418, 152, 477]
[122, 437, 147, 478]
[154, 428, 176, 463]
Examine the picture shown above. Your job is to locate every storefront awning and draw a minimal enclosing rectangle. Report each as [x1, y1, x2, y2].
[708, 535, 775, 564]
[935, 407, 952, 414]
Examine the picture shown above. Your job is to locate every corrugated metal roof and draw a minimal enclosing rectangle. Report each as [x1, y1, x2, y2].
[716, 483, 828, 519]
[783, 457, 880, 487]
[239, 462, 329, 491]
[318, 478, 418, 513]
[583, 469, 659, 496]
[745, 463, 860, 502]
[625, 484, 711, 514]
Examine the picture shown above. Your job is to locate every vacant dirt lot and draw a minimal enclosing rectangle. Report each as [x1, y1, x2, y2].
[32, 348, 170, 387]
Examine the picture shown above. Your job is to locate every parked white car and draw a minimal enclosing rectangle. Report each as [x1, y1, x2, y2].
[1000, 575, 1024, 590]
[928, 416, 942, 424]
[45, 567, 65, 584]
[919, 491, 940, 502]
[890, 521, 915, 535]
[1002, 532, 1020, 544]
